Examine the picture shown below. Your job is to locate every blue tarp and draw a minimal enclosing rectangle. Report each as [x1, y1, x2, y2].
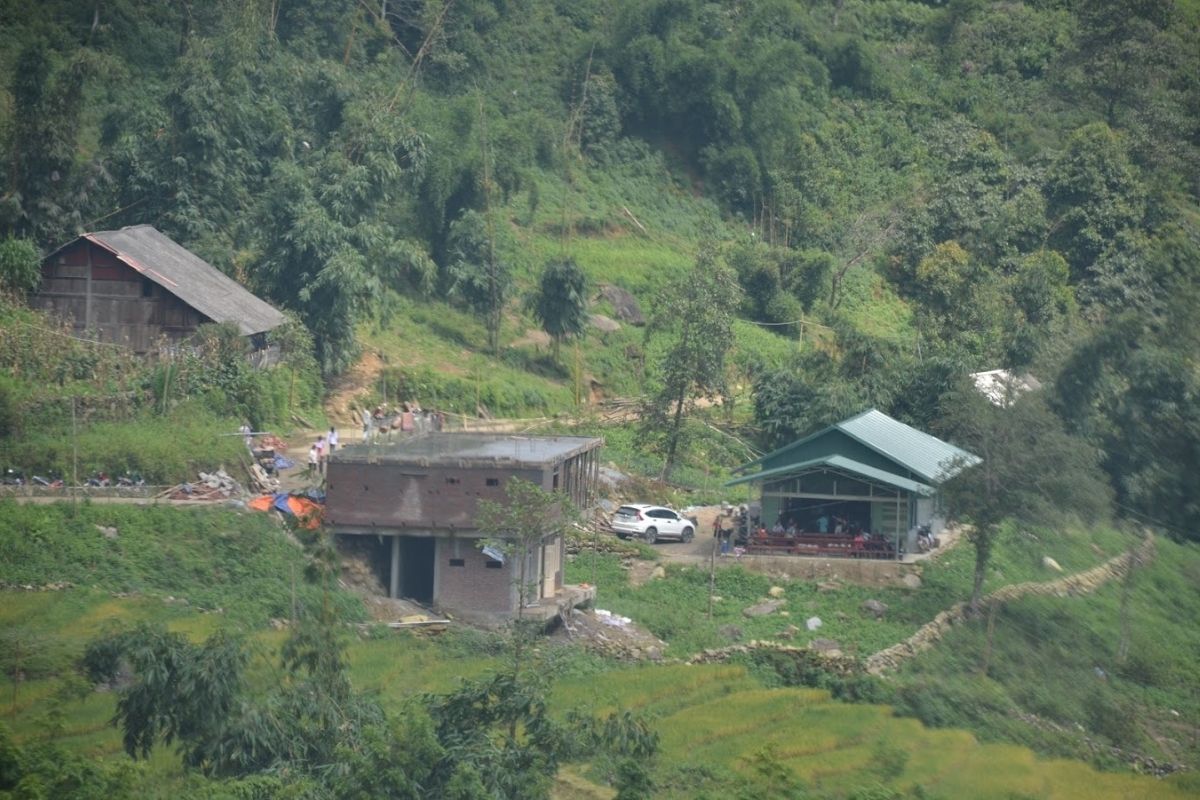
[272, 492, 293, 515]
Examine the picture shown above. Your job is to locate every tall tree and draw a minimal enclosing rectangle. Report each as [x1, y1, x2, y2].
[447, 209, 512, 355]
[939, 387, 1112, 612]
[528, 257, 588, 362]
[644, 245, 741, 479]
[1056, 276, 1200, 539]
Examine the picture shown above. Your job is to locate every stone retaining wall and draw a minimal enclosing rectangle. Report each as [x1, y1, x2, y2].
[863, 534, 1156, 675]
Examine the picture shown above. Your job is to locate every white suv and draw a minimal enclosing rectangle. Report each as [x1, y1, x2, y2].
[611, 504, 695, 543]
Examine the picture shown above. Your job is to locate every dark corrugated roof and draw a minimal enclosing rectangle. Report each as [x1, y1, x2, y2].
[79, 225, 285, 336]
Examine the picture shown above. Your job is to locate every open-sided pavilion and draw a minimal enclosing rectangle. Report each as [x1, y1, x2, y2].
[727, 409, 979, 558]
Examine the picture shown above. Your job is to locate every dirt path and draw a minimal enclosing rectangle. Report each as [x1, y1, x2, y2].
[324, 350, 385, 427]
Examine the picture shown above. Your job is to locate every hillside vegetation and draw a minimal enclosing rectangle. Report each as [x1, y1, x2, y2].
[0, 0, 1196, 531]
[1, 0, 1198, 798]
[2, 506, 1197, 799]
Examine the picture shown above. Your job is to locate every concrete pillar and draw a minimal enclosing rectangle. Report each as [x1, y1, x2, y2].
[390, 534, 401, 599]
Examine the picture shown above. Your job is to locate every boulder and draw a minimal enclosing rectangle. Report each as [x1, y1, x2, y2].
[901, 573, 923, 590]
[860, 599, 889, 619]
[95, 525, 118, 540]
[718, 624, 744, 641]
[599, 285, 646, 326]
[777, 624, 801, 640]
[650, 565, 666, 580]
[743, 599, 786, 618]
[806, 616, 823, 631]
[809, 638, 843, 655]
[1042, 556, 1064, 573]
[598, 465, 630, 489]
[589, 313, 621, 333]
[768, 585, 785, 598]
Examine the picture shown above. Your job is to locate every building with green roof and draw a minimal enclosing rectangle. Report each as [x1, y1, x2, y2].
[727, 409, 979, 556]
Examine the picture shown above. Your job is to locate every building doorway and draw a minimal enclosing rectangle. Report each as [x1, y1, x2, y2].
[398, 537, 435, 604]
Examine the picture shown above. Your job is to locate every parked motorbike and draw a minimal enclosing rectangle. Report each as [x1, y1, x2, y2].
[916, 523, 938, 553]
[117, 471, 145, 488]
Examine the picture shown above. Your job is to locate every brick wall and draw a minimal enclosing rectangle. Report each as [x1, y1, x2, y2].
[327, 464, 545, 531]
[435, 536, 515, 614]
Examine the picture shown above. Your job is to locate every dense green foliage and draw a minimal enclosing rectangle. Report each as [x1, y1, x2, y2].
[0, 0, 1195, 533]
[0, 2, 1198, 792]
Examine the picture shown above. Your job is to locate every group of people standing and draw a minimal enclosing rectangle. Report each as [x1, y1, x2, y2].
[299, 401, 448, 482]
[360, 403, 445, 443]
[306, 426, 338, 479]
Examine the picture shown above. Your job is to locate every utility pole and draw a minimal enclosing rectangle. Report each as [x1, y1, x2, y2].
[71, 397, 78, 504]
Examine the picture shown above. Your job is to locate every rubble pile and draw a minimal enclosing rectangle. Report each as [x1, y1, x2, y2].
[554, 607, 666, 661]
[163, 469, 243, 501]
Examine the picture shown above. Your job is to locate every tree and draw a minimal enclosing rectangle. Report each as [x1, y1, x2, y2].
[1044, 123, 1145, 283]
[447, 209, 512, 355]
[81, 623, 247, 765]
[528, 257, 588, 362]
[474, 478, 578, 676]
[938, 387, 1112, 611]
[1055, 276, 1200, 540]
[1005, 249, 1074, 367]
[912, 240, 1006, 362]
[0, 237, 40, 295]
[644, 245, 741, 479]
[1, 41, 96, 242]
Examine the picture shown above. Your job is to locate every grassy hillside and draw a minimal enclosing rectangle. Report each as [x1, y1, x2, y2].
[0, 504, 1193, 798]
[0, 502, 364, 627]
[567, 522, 1131, 658]
[553, 664, 1198, 799]
[565, 523, 1200, 775]
[890, 535, 1200, 773]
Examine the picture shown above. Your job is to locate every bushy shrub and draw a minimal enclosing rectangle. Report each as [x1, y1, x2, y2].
[0, 237, 40, 294]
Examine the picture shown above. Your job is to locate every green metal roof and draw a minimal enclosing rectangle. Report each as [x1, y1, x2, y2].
[724, 454, 936, 496]
[736, 408, 979, 484]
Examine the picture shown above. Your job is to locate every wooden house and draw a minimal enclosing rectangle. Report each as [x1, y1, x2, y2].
[326, 433, 602, 623]
[34, 225, 285, 356]
[728, 409, 979, 556]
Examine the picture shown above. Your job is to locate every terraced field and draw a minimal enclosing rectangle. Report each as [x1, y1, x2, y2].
[555, 664, 1196, 798]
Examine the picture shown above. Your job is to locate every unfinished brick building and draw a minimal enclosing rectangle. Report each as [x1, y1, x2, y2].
[325, 433, 602, 623]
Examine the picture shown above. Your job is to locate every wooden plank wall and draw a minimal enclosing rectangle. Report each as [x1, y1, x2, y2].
[34, 241, 204, 352]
